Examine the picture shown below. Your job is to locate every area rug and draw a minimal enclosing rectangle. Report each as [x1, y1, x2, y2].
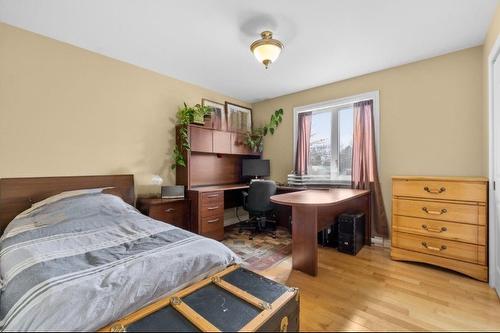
[222, 225, 292, 271]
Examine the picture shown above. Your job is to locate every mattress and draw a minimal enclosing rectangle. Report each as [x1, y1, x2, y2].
[0, 192, 239, 331]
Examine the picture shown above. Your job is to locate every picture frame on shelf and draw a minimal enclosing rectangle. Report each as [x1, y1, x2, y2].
[225, 102, 252, 132]
[202, 99, 226, 130]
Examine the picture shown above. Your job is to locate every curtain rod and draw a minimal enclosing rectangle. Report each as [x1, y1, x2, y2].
[296, 97, 374, 114]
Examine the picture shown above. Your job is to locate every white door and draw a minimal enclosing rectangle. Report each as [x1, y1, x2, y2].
[493, 56, 500, 293]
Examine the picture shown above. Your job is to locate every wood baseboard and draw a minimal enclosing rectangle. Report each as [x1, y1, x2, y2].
[391, 247, 488, 282]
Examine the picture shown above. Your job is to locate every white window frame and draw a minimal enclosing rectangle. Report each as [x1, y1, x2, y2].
[292, 91, 380, 183]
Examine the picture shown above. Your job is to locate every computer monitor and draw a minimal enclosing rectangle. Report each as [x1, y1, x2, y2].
[242, 159, 270, 178]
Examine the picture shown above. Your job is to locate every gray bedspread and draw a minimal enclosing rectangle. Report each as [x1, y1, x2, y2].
[0, 193, 239, 331]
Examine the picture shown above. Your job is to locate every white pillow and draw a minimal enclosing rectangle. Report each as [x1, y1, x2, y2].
[15, 187, 113, 219]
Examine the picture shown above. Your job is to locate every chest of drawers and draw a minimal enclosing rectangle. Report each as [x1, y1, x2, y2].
[391, 176, 488, 282]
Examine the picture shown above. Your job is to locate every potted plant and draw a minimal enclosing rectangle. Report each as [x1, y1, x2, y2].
[171, 103, 212, 169]
[245, 108, 283, 153]
[244, 127, 265, 153]
[180, 102, 212, 125]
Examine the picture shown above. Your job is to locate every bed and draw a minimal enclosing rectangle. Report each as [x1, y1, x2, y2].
[0, 175, 239, 331]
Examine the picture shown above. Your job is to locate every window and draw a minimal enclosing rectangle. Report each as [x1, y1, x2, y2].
[292, 91, 379, 185]
[308, 106, 353, 182]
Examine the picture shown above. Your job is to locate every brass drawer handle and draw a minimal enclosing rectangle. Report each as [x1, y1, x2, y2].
[164, 208, 175, 213]
[421, 242, 447, 251]
[421, 224, 447, 233]
[206, 194, 219, 198]
[207, 218, 219, 223]
[207, 206, 219, 210]
[422, 207, 447, 215]
[423, 186, 446, 194]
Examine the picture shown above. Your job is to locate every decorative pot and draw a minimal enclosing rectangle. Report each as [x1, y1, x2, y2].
[192, 114, 205, 125]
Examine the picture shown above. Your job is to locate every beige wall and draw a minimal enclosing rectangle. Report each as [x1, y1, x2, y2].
[0, 23, 249, 194]
[0, 21, 489, 226]
[252, 47, 484, 228]
[483, 4, 500, 176]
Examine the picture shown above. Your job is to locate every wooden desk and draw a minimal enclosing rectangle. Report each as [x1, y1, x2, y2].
[188, 183, 350, 242]
[188, 184, 249, 240]
[191, 183, 250, 192]
[188, 183, 305, 240]
[191, 183, 306, 192]
[271, 189, 371, 276]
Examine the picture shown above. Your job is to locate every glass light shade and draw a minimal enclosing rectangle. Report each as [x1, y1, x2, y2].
[253, 43, 282, 64]
[250, 31, 283, 68]
[151, 175, 163, 185]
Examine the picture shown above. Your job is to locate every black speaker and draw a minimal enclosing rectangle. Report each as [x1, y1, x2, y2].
[337, 213, 365, 255]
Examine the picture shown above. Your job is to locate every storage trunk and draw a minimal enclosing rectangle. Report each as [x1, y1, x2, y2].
[100, 265, 300, 332]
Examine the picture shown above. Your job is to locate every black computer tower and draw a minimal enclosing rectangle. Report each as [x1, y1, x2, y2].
[337, 213, 365, 255]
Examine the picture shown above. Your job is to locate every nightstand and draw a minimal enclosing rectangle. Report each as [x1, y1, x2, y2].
[136, 197, 190, 231]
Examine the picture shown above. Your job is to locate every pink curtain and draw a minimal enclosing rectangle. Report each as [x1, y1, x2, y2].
[352, 100, 388, 237]
[295, 112, 312, 175]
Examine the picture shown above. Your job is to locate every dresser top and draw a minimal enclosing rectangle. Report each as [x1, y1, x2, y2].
[392, 176, 488, 182]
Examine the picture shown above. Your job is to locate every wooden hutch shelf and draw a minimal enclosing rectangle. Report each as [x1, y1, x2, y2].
[176, 124, 261, 240]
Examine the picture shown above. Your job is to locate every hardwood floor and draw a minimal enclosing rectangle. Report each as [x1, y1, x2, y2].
[258, 246, 500, 332]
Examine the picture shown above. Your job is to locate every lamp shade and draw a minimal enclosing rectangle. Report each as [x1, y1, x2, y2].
[253, 44, 282, 64]
[250, 31, 283, 69]
[151, 175, 163, 185]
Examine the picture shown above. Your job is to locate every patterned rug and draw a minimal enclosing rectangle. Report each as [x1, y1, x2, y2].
[222, 225, 292, 271]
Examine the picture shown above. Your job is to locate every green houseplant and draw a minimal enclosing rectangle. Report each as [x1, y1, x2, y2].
[245, 108, 284, 153]
[171, 103, 212, 169]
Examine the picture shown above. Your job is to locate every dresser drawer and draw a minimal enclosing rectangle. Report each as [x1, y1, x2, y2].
[392, 215, 486, 245]
[148, 201, 188, 229]
[393, 179, 487, 202]
[392, 232, 486, 264]
[201, 191, 223, 206]
[392, 198, 483, 225]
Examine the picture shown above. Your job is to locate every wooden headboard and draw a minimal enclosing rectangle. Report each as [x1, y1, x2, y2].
[0, 174, 135, 232]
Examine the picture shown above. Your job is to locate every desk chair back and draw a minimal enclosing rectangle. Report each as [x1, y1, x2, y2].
[245, 180, 277, 214]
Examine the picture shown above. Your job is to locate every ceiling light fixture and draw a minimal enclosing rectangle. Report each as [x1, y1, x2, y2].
[250, 31, 283, 69]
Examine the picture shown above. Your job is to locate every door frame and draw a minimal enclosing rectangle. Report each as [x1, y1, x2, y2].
[488, 35, 500, 289]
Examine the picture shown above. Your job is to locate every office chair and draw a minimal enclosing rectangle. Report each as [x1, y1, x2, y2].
[238, 180, 278, 240]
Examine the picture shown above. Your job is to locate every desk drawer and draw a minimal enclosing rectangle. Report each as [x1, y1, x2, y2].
[201, 215, 223, 232]
[201, 191, 223, 207]
[393, 198, 482, 225]
[392, 232, 486, 264]
[200, 215, 224, 241]
[149, 202, 187, 228]
[392, 215, 485, 245]
[393, 179, 486, 202]
[201, 203, 224, 218]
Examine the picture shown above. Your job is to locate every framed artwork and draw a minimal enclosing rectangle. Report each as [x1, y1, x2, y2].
[202, 99, 226, 130]
[225, 102, 252, 132]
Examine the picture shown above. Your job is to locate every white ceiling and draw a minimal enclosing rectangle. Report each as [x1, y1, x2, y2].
[0, 0, 498, 102]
